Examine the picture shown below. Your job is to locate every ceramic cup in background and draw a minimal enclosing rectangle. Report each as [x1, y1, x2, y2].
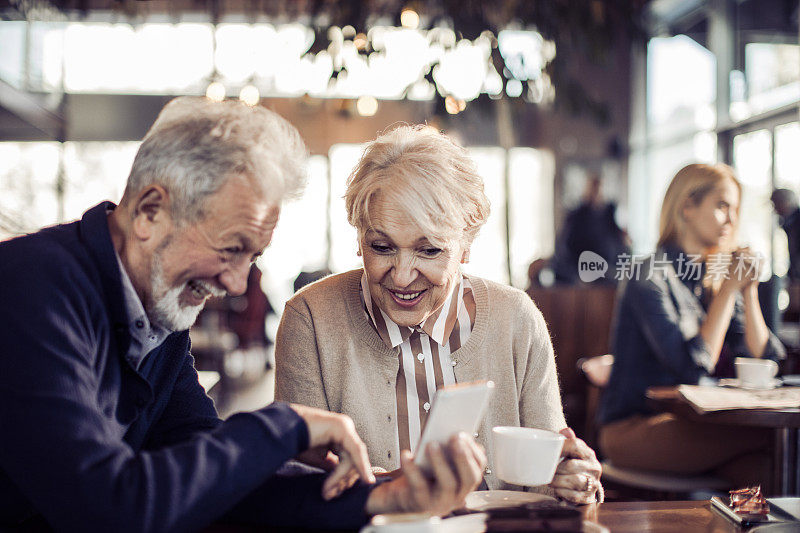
[360, 513, 440, 533]
[735, 357, 778, 388]
[491, 427, 565, 486]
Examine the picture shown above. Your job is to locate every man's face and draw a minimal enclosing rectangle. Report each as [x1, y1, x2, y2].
[144, 175, 280, 331]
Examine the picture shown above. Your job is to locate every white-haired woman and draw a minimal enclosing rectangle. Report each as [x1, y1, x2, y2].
[275, 125, 602, 504]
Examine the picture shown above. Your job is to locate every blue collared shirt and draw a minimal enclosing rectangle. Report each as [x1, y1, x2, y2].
[114, 252, 171, 370]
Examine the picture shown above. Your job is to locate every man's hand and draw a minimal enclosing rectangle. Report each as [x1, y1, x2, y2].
[365, 433, 486, 516]
[550, 428, 603, 504]
[288, 403, 376, 500]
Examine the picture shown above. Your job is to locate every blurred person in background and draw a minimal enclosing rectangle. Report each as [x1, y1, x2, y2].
[227, 264, 274, 351]
[598, 163, 786, 487]
[294, 268, 333, 292]
[0, 98, 486, 532]
[192, 264, 276, 379]
[551, 174, 629, 284]
[771, 188, 800, 280]
[275, 125, 603, 504]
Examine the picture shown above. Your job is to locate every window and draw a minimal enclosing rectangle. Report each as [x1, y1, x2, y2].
[61, 142, 136, 221]
[259, 155, 329, 306]
[0, 22, 27, 88]
[627, 33, 719, 253]
[775, 122, 800, 190]
[0, 143, 60, 239]
[328, 143, 364, 273]
[464, 147, 507, 283]
[743, 43, 800, 115]
[647, 35, 716, 140]
[508, 148, 554, 288]
[770, 121, 800, 277]
[731, 0, 800, 120]
[732, 129, 772, 276]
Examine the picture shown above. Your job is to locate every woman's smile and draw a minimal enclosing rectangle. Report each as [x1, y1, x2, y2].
[387, 287, 428, 307]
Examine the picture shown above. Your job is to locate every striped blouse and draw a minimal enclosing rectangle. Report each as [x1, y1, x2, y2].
[360, 272, 476, 455]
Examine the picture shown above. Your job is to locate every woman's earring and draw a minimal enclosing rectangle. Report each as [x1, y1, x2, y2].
[356, 248, 362, 257]
[461, 251, 470, 263]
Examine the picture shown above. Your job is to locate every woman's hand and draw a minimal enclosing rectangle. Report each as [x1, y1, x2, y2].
[295, 448, 339, 472]
[726, 247, 762, 290]
[365, 433, 486, 516]
[549, 428, 603, 504]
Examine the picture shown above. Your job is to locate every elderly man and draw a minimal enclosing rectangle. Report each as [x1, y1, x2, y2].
[0, 97, 485, 532]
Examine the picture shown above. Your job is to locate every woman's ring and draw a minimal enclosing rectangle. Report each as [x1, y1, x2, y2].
[583, 475, 593, 492]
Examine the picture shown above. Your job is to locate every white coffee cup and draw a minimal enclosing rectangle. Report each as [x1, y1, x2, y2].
[360, 513, 440, 533]
[735, 357, 778, 388]
[491, 426, 565, 486]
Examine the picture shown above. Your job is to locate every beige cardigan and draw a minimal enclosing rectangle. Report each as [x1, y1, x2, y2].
[274, 269, 566, 490]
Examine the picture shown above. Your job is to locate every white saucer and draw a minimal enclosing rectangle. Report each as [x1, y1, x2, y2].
[464, 490, 555, 512]
[780, 375, 800, 387]
[718, 378, 782, 390]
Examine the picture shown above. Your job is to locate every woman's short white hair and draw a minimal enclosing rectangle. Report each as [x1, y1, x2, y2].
[345, 124, 490, 247]
[123, 96, 308, 222]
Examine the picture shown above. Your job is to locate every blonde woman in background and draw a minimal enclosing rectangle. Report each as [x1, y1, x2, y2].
[598, 163, 785, 487]
[275, 125, 603, 504]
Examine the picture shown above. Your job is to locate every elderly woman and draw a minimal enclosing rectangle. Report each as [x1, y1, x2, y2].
[598, 163, 785, 487]
[275, 125, 602, 503]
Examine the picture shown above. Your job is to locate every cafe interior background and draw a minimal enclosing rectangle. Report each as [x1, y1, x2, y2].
[1, 0, 799, 499]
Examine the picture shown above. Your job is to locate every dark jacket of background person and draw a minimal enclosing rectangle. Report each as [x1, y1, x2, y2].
[779, 207, 800, 280]
[552, 202, 629, 284]
[598, 245, 786, 426]
[226, 265, 274, 348]
[0, 203, 371, 532]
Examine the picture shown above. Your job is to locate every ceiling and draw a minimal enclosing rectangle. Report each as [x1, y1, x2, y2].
[3, 0, 795, 142]
[1, 0, 648, 141]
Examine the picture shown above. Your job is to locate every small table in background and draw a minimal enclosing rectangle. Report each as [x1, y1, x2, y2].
[647, 386, 800, 496]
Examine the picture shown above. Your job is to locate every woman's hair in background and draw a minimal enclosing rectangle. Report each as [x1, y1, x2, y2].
[657, 163, 741, 249]
[344, 124, 490, 247]
[123, 96, 308, 224]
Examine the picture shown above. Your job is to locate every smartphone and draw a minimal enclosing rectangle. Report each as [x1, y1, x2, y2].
[414, 380, 495, 472]
[709, 497, 772, 526]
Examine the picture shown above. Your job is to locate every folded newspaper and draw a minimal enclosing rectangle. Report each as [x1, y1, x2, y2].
[678, 385, 800, 413]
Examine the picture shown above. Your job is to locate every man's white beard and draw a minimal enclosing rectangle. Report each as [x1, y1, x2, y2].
[148, 247, 225, 331]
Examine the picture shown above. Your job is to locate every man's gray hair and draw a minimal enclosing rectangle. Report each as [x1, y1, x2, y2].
[123, 96, 308, 221]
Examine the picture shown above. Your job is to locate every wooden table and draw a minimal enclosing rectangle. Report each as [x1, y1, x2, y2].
[647, 386, 800, 495]
[205, 501, 748, 532]
[583, 500, 744, 532]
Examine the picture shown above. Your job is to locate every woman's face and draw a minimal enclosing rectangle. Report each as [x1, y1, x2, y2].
[359, 193, 468, 328]
[682, 178, 739, 250]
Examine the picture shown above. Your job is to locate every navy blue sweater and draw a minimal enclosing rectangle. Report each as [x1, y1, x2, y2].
[0, 203, 371, 532]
